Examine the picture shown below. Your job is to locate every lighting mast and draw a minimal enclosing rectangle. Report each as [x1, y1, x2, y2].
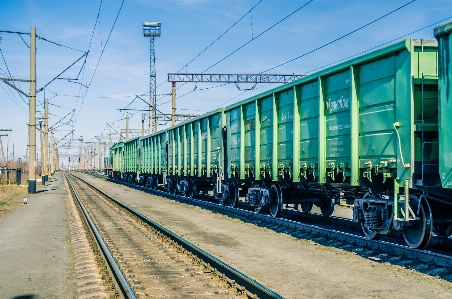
[142, 21, 161, 134]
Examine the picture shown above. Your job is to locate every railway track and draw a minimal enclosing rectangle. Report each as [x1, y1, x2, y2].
[66, 172, 282, 299]
[82, 172, 452, 280]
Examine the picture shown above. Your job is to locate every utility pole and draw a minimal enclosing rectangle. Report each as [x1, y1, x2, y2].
[103, 143, 106, 170]
[55, 148, 58, 171]
[39, 120, 43, 179]
[83, 148, 86, 170]
[171, 81, 176, 126]
[109, 133, 112, 146]
[6, 141, 9, 170]
[142, 22, 161, 134]
[92, 148, 95, 170]
[28, 27, 37, 193]
[98, 139, 101, 171]
[51, 128, 55, 174]
[43, 98, 48, 182]
[126, 114, 129, 141]
[79, 136, 83, 170]
[141, 113, 145, 136]
[0, 130, 11, 168]
[0, 134, 7, 167]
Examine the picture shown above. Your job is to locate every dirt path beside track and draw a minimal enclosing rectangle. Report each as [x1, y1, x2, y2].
[0, 174, 76, 298]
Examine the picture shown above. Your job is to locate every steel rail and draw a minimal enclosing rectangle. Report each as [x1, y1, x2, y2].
[70, 172, 284, 299]
[65, 174, 136, 299]
[91, 173, 452, 269]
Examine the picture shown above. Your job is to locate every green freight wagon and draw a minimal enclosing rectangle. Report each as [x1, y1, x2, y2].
[223, 38, 441, 248]
[140, 129, 168, 189]
[123, 137, 142, 184]
[429, 21, 452, 242]
[165, 109, 226, 199]
[111, 142, 124, 181]
[348, 38, 439, 249]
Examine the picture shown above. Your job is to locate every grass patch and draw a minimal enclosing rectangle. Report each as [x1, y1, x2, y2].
[0, 186, 28, 218]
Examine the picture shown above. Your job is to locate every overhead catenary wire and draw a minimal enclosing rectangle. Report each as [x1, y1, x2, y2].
[0, 82, 27, 112]
[50, 109, 76, 129]
[177, 0, 263, 74]
[18, 33, 29, 48]
[201, 0, 314, 74]
[0, 30, 29, 35]
[1, 25, 93, 144]
[304, 15, 452, 75]
[153, 0, 264, 102]
[0, 48, 28, 105]
[261, 0, 416, 73]
[166, 0, 416, 111]
[37, 51, 88, 93]
[156, 0, 312, 105]
[74, 0, 125, 123]
[77, 0, 103, 79]
[37, 35, 85, 53]
[214, 7, 440, 112]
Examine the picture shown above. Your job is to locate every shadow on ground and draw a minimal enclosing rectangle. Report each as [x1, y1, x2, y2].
[11, 295, 37, 299]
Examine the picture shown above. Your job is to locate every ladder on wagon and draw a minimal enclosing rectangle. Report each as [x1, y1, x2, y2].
[419, 73, 439, 187]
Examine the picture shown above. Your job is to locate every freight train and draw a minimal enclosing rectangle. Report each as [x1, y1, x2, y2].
[107, 21, 452, 249]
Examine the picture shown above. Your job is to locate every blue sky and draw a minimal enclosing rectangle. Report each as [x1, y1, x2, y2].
[0, 0, 451, 165]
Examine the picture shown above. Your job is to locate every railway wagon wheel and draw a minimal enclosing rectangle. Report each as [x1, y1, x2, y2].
[219, 183, 237, 208]
[146, 177, 152, 188]
[361, 219, 382, 240]
[149, 176, 155, 189]
[402, 195, 432, 249]
[170, 180, 177, 195]
[269, 184, 283, 218]
[301, 203, 313, 214]
[167, 178, 176, 194]
[148, 176, 156, 189]
[188, 180, 196, 198]
[153, 176, 159, 189]
[228, 182, 239, 208]
[319, 197, 335, 217]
